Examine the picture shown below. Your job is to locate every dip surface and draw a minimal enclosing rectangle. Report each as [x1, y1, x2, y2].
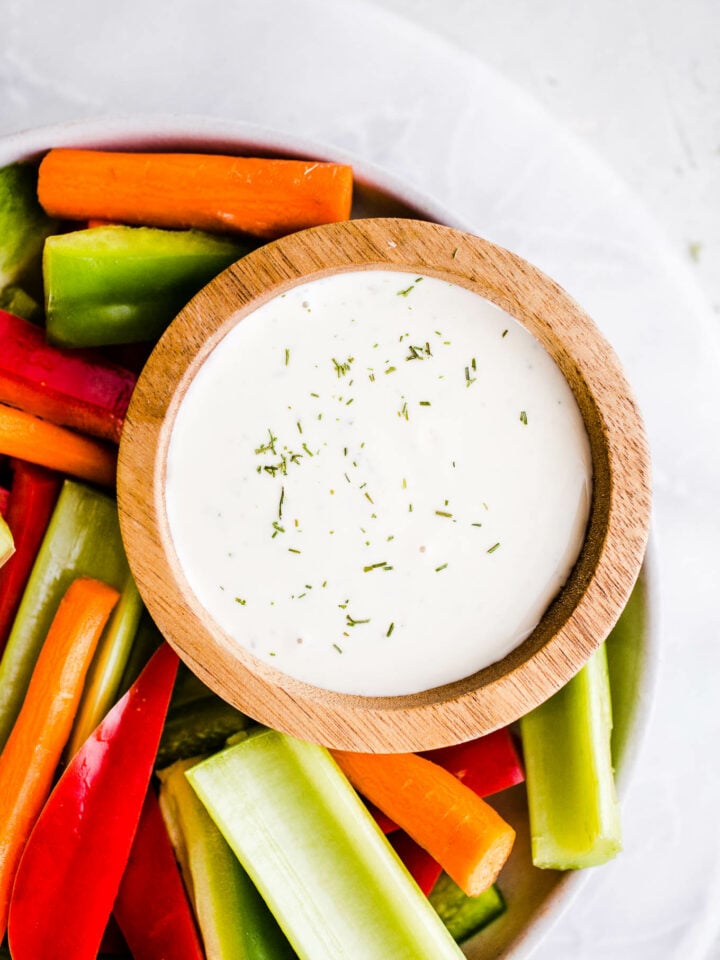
[166, 270, 592, 696]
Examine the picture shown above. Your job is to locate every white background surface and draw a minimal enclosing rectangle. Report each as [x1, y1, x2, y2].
[1, 2, 719, 958]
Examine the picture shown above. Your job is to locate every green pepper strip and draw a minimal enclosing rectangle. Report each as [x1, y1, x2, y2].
[44, 225, 255, 348]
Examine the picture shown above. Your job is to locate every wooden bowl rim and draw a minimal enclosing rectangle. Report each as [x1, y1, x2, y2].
[117, 217, 651, 752]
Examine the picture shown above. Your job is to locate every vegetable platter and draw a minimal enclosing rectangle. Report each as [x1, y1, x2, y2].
[0, 117, 656, 960]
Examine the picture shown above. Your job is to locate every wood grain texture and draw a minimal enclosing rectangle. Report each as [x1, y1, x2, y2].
[117, 218, 651, 752]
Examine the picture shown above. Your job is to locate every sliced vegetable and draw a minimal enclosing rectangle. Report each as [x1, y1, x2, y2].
[0, 515, 12, 567]
[0, 577, 119, 936]
[0, 461, 61, 655]
[44, 225, 253, 347]
[116, 608, 163, 696]
[520, 644, 622, 869]
[388, 831, 442, 896]
[0, 286, 40, 322]
[0, 480, 128, 751]
[373, 728, 525, 836]
[113, 786, 204, 960]
[0, 402, 116, 485]
[38, 149, 353, 239]
[65, 574, 143, 759]
[156, 695, 250, 769]
[158, 757, 296, 960]
[0, 309, 137, 442]
[0, 163, 57, 292]
[428, 873, 506, 944]
[0, 487, 9, 517]
[422, 727, 525, 798]
[188, 729, 465, 959]
[7, 643, 178, 960]
[331, 749, 515, 896]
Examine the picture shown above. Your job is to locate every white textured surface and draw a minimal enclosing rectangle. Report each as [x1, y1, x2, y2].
[1, 2, 719, 958]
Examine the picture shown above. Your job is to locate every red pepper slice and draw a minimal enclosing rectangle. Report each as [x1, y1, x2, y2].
[7, 643, 178, 960]
[0, 486, 8, 517]
[0, 460, 61, 655]
[114, 786, 204, 960]
[388, 831, 442, 896]
[422, 728, 525, 798]
[0, 309, 137, 443]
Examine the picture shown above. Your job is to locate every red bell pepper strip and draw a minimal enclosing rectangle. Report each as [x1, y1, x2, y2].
[0, 461, 60, 655]
[7, 643, 178, 960]
[114, 786, 204, 960]
[389, 831, 442, 896]
[422, 728, 525, 798]
[0, 309, 137, 443]
[0, 487, 8, 517]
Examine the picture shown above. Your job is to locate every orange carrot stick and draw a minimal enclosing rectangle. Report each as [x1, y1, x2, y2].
[0, 403, 116, 487]
[38, 150, 353, 239]
[0, 577, 119, 936]
[331, 750, 516, 896]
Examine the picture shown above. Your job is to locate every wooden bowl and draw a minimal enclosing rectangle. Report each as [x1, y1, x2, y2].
[117, 216, 650, 752]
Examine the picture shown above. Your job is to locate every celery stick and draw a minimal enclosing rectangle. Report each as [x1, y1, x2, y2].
[520, 644, 621, 869]
[187, 729, 466, 960]
[159, 758, 295, 960]
[429, 873, 505, 943]
[0, 480, 129, 751]
[0, 514, 13, 567]
[156, 696, 250, 769]
[65, 574, 143, 758]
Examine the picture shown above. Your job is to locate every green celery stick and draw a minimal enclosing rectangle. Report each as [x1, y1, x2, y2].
[0, 514, 13, 566]
[429, 873, 505, 943]
[158, 757, 295, 960]
[0, 480, 129, 751]
[156, 696, 250, 769]
[520, 643, 621, 869]
[0, 163, 58, 294]
[44, 225, 254, 347]
[187, 729, 466, 960]
[64, 574, 144, 758]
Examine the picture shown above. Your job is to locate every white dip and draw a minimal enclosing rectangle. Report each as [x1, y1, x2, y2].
[166, 270, 592, 696]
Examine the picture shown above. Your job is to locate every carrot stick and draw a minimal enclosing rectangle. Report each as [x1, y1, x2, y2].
[331, 750, 515, 897]
[38, 150, 353, 240]
[0, 403, 116, 487]
[0, 576, 119, 936]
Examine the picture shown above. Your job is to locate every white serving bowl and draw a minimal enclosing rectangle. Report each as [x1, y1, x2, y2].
[0, 116, 658, 959]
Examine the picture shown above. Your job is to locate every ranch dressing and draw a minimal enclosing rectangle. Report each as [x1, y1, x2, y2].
[166, 270, 592, 696]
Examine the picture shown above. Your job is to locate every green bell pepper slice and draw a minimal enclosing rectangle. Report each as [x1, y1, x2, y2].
[44, 225, 254, 347]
